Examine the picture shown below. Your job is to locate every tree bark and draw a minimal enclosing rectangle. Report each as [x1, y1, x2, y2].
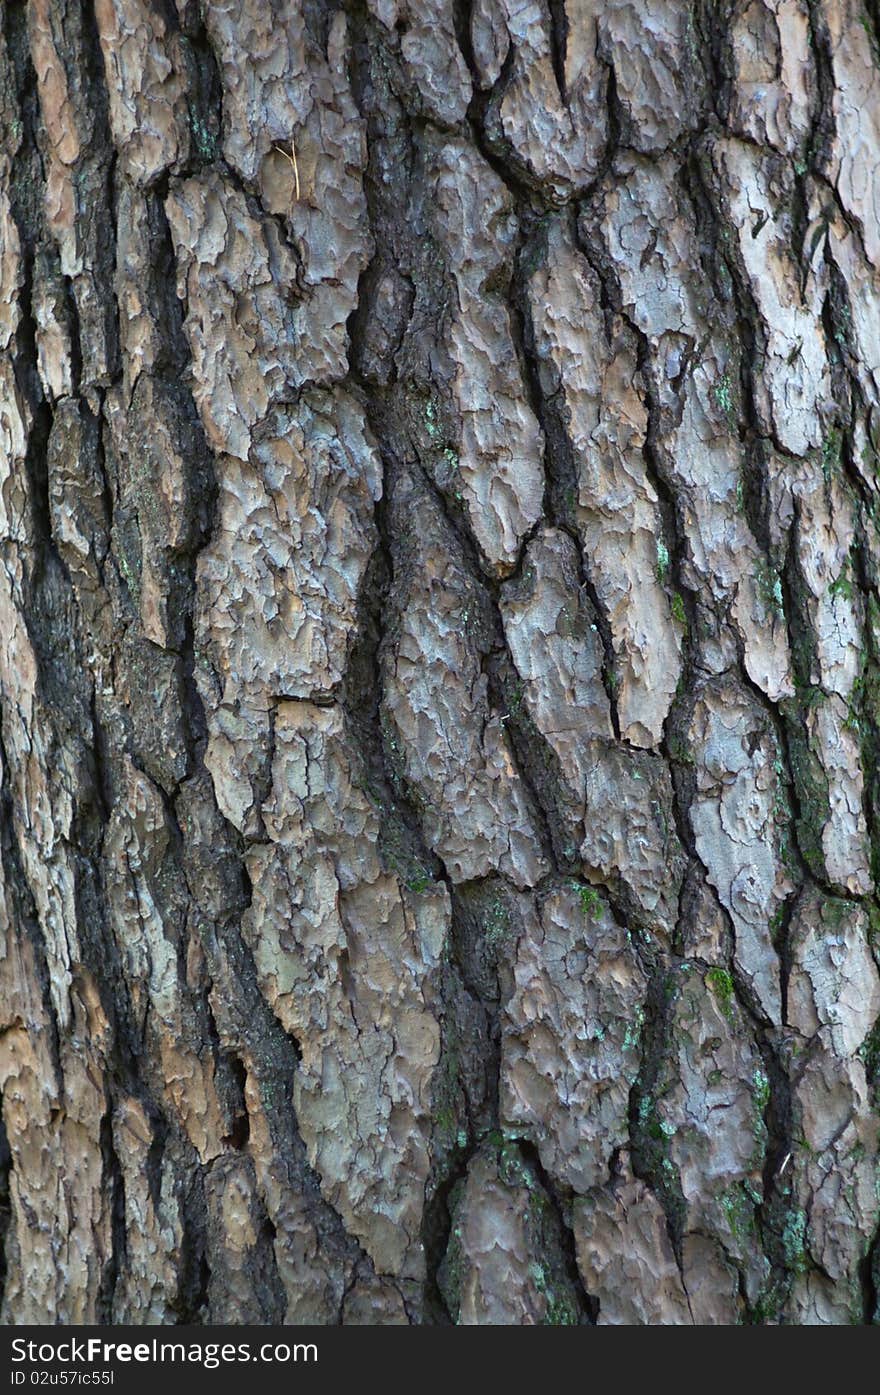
[1, 0, 879, 1326]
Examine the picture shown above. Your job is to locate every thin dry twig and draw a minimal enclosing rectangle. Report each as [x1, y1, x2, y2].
[273, 138, 300, 202]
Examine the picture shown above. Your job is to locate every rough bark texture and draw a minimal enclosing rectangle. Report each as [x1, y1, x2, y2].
[1, 0, 880, 1327]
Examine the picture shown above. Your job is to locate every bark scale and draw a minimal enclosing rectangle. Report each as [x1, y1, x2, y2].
[0, 0, 879, 1325]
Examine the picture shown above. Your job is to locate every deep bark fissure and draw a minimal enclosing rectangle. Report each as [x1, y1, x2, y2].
[1, 0, 879, 1327]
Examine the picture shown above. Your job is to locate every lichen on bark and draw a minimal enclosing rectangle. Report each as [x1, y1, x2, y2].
[0, 0, 879, 1327]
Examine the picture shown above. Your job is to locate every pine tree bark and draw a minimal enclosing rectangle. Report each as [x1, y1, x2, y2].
[1, 0, 879, 1326]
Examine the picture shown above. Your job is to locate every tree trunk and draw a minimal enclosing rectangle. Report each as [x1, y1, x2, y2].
[1, 0, 879, 1327]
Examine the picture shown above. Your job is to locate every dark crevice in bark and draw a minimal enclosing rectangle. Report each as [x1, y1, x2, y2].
[693, 0, 735, 128]
[384, 471, 564, 894]
[172, 1170, 210, 1325]
[820, 246, 880, 919]
[0, 713, 64, 1099]
[747, 1025, 798, 1323]
[865, 1226, 880, 1325]
[574, 199, 711, 969]
[140, 1106, 168, 1218]
[335, 6, 448, 922]
[627, 966, 689, 1268]
[63, 273, 85, 400]
[97, 1103, 126, 1322]
[13, 269, 53, 565]
[136, 193, 215, 777]
[419, 1166, 462, 1324]
[516, 216, 625, 737]
[342, 417, 495, 1318]
[221, 1054, 250, 1152]
[484, 679, 571, 877]
[573, 202, 697, 742]
[682, 140, 776, 550]
[174, 1, 224, 171]
[91, 401, 116, 594]
[0, 1109, 9, 1309]
[660, 741, 713, 968]
[777, 511, 856, 899]
[209, 911, 374, 1274]
[214, 154, 308, 291]
[723, 637, 815, 1321]
[420, 930, 500, 1326]
[77, 0, 122, 392]
[87, 659, 114, 828]
[804, 0, 840, 181]
[340, 406, 453, 896]
[4, 2, 43, 240]
[513, 1136, 594, 1325]
[545, 0, 569, 103]
[455, 5, 556, 208]
[864, 0, 880, 54]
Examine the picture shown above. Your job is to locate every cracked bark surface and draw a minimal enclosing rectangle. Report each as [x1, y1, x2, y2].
[1, 0, 880, 1327]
